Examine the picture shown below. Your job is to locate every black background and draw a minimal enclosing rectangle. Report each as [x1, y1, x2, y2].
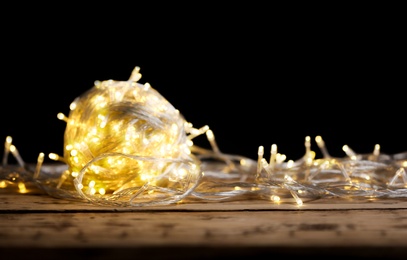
[1, 4, 405, 164]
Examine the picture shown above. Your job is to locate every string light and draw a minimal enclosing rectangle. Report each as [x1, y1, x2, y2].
[1, 67, 407, 207]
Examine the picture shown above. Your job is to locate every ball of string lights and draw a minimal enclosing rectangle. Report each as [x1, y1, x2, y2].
[46, 66, 210, 206]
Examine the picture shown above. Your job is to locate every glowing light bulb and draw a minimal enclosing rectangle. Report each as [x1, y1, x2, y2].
[33, 152, 44, 179]
[269, 144, 277, 169]
[10, 144, 25, 168]
[256, 146, 264, 179]
[2, 136, 12, 166]
[343, 145, 357, 160]
[315, 135, 331, 159]
[18, 182, 27, 193]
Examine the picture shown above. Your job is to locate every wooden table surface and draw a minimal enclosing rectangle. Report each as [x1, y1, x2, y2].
[1, 188, 407, 260]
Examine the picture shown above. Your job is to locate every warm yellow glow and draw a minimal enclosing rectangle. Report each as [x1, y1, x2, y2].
[206, 129, 221, 155]
[56, 66, 202, 200]
[69, 101, 77, 110]
[269, 144, 277, 168]
[270, 195, 280, 202]
[37, 152, 44, 163]
[18, 182, 27, 193]
[258, 146, 264, 157]
[48, 153, 60, 161]
[373, 144, 380, 156]
[57, 112, 68, 122]
[5, 136, 12, 145]
[129, 66, 142, 81]
[305, 136, 311, 153]
[306, 151, 316, 165]
[294, 195, 303, 206]
[286, 160, 294, 168]
[4, 66, 405, 208]
[276, 153, 286, 164]
[256, 146, 264, 178]
[169, 167, 189, 182]
[304, 136, 315, 166]
[56, 170, 70, 189]
[240, 159, 248, 166]
[9, 144, 25, 167]
[315, 135, 331, 158]
[3, 137, 12, 166]
[342, 145, 358, 160]
[33, 152, 45, 179]
[205, 129, 213, 141]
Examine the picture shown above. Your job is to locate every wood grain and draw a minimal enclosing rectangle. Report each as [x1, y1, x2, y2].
[2, 209, 407, 247]
[1, 193, 407, 259]
[1, 193, 407, 212]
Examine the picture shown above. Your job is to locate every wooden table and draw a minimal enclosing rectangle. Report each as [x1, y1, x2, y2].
[1, 189, 407, 260]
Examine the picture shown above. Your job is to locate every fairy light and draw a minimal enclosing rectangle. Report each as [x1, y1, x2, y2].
[270, 195, 280, 202]
[2, 136, 12, 166]
[18, 182, 27, 193]
[269, 144, 277, 170]
[304, 136, 314, 166]
[303, 136, 313, 180]
[286, 160, 294, 168]
[205, 129, 235, 172]
[261, 158, 272, 179]
[275, 153, 286, 164]
[1, 66, 407, 207]
[9, 144, 25, 168]
[315, 135, 331, 159]
[256, 146, 264, 179]
[57, 112, 68, 122]
[33, 152, 44, 179]
[342, 145, 358, 160]
[369, 144, 381, 161]
[373, 144, 380, 156]
[49, 153, 66, 163]
[56, 170, 70, 189]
